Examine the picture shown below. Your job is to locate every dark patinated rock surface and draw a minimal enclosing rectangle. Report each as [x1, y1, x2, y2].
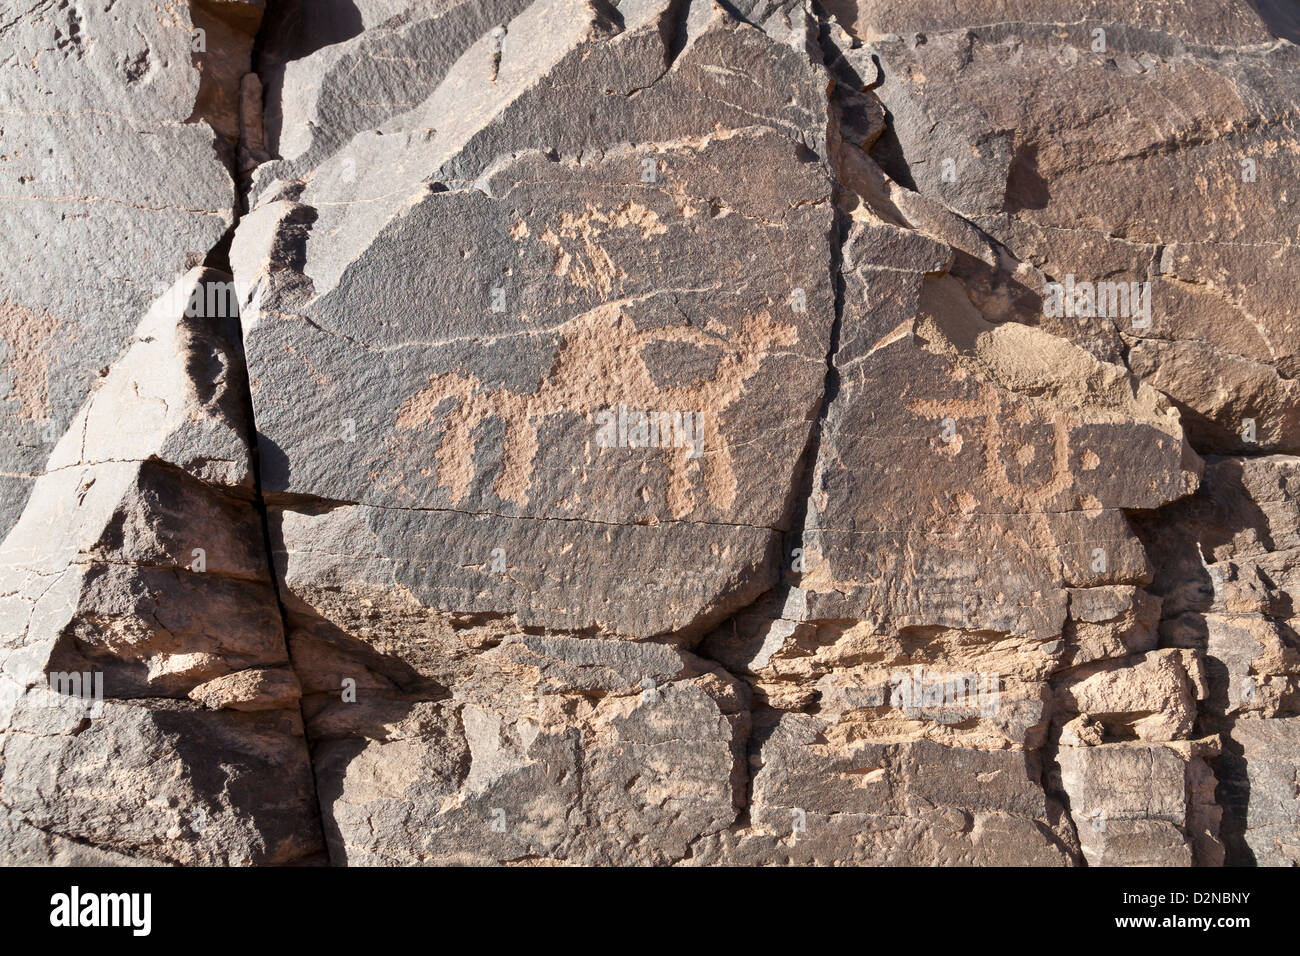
[1, 0, 1296, 866]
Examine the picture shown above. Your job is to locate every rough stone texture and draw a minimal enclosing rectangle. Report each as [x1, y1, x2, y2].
[1057, 740, 1222, 867]
[1134, 453, 1300, 864]
[860, 0, 1300, 455]
[0, 270, 322, 865]
[1, 0, 1297, 866]
[0, 0, 261, 538]
[1220, 717, 1300, 866]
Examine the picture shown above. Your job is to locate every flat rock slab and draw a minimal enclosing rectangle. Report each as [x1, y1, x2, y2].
[236, 3, 838, 639]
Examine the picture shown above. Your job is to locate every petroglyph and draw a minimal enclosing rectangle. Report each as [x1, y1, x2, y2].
[393, 304, 797, 518]
[0, 300, 65, 424]
[907, 382, 1074, 511]
[537, 202, 669, 297]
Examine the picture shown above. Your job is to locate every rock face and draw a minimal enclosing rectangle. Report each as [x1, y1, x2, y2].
[0, 0, 1296, 866]
[0, 270, 320, 864]
[0, 0, 262, 538]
